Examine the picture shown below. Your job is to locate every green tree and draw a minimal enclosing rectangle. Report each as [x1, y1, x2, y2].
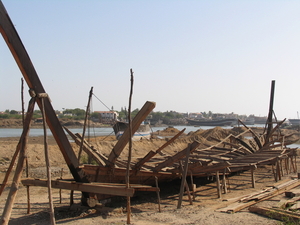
[0, 114, 9, 119]
[117, 107, 127, 121]
[131, 108, 139, 118]
[9, 110, 18, 115]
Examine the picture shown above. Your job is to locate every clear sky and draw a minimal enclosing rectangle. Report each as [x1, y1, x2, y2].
[1, 0, 300, 120]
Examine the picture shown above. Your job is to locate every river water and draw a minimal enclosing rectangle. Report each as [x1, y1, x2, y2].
[1, 124, 299, 148]
[0, 125, 210, 138]
[0, 124, 265, 138]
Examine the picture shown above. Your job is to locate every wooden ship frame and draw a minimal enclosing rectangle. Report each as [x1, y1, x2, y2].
[0, 1, 298, 224]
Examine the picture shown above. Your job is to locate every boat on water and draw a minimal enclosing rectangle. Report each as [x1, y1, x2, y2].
[288, 119, 300, 126]
[186, 118, 237, 127]
[113, 121, 151, 140]
[241, 117, 255, 125]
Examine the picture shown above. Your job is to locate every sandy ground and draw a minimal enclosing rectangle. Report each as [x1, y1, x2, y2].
[0, 128, 299, 224]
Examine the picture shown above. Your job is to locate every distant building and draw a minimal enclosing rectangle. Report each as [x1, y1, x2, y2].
[93, 111, 119, 124]
[188, 113, 203, 119]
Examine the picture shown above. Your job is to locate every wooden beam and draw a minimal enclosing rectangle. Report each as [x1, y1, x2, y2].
[0, 1, 85, 183]
[133, 128, 186, 171]
[107, 101, 156, 166]
[0, 98, 35, 196]
[265, 80, 276, 143]
[153, 141, 200, 172]
[216, 170, 221, 198]
[218, 179, 300, 213]
[64, 127, 106, 166]
[21, 178, 135, 197]
[238, 119, 263, 148]
[177, 145, 192, 209]
[1, 98, 35, 225]
[191, 161, 231, 174]
[249, 206, 300, 222]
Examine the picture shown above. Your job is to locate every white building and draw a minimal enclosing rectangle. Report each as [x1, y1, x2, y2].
[93, 111, 119, 124]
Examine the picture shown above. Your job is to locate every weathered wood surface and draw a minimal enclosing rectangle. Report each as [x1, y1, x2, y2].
[177, 145, 192, 209]
[289, 201, 300, 210]
[21, 178, 135, 197]
[133, 128, 186, 171]
[64, 127, 107, 166]
[82, 164, 176, 185]
[286, 188, 300, 198]
[1, 98, 35, 225]
[107, 101, 156, 166]
[153, 141, 200, 172]
[249, 206, 300, 222]
[238, 119, 263, 149]
[0, 98, 35, 196]
[217, 179, 300, 213]
[189, 161, 231, 174]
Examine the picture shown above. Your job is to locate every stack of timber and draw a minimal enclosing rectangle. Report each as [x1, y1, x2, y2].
[217, 178, 300, 213]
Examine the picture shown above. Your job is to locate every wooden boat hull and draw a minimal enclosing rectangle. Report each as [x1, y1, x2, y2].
[113, 121, 151, 140]
[289, 119, 300, 126]
[186, 118, 237, 126]
[82, 165, 177, 185]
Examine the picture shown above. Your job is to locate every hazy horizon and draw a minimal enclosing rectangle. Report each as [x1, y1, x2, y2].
[1, 1, 300, 120]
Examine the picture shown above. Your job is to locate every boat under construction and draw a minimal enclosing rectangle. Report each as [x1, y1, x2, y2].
[1, 1, 300, 224]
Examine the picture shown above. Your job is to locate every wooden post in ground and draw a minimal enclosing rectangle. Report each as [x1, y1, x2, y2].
[276, 158, 281, 181]
[251, 165, 256, 188]
[295, 155, 297, 172]
[216, 171, 221, 198]
[41, 97, 56, 225]
[222, 168, 228, 194]
[78, 87, 93, 163]
[0, 98, 35, 196]
[177, 144, 192, 209]
[265, 80, 275, 145]
[22, 83, 31, 214]
[280, 159, 284, 177]
[70, 190, 74, 206]
[190, 172, 196, 201]
[155, 176, 161, 212]
[126, 70, 134, 224]
[59, 168, 63, 204]
[291, 155, 297, 173]
[1, 98, 35, 225]
[21, 79, 31, 215]
[272, 164, 277, 182]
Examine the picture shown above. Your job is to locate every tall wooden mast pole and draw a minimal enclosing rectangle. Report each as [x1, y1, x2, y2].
[126, 69, 134, 224]
[0, 1, 87, 184]
[265, 80, 275, 145]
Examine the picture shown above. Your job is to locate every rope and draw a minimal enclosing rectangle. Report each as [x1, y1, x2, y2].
[92, 93, 113, 112]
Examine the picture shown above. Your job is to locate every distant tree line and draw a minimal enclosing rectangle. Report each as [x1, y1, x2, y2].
[0, 108, 234, 125]
[1, 107, 186, 125]
[115, 107, 184, 125]
[0, 109, 42, 119]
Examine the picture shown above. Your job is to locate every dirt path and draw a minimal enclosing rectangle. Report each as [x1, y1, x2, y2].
[0, 165, 284, 225]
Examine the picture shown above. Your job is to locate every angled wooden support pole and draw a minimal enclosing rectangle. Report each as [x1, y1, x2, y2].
[40, 97, 56, 225]
[1, 97, 35, 225]
[0, 98, 35, 196]
[0, 1, 86, 185]
[177, 144, 192, 209]
[133, 128, 186, 172]
[107, 101, 156, 166]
